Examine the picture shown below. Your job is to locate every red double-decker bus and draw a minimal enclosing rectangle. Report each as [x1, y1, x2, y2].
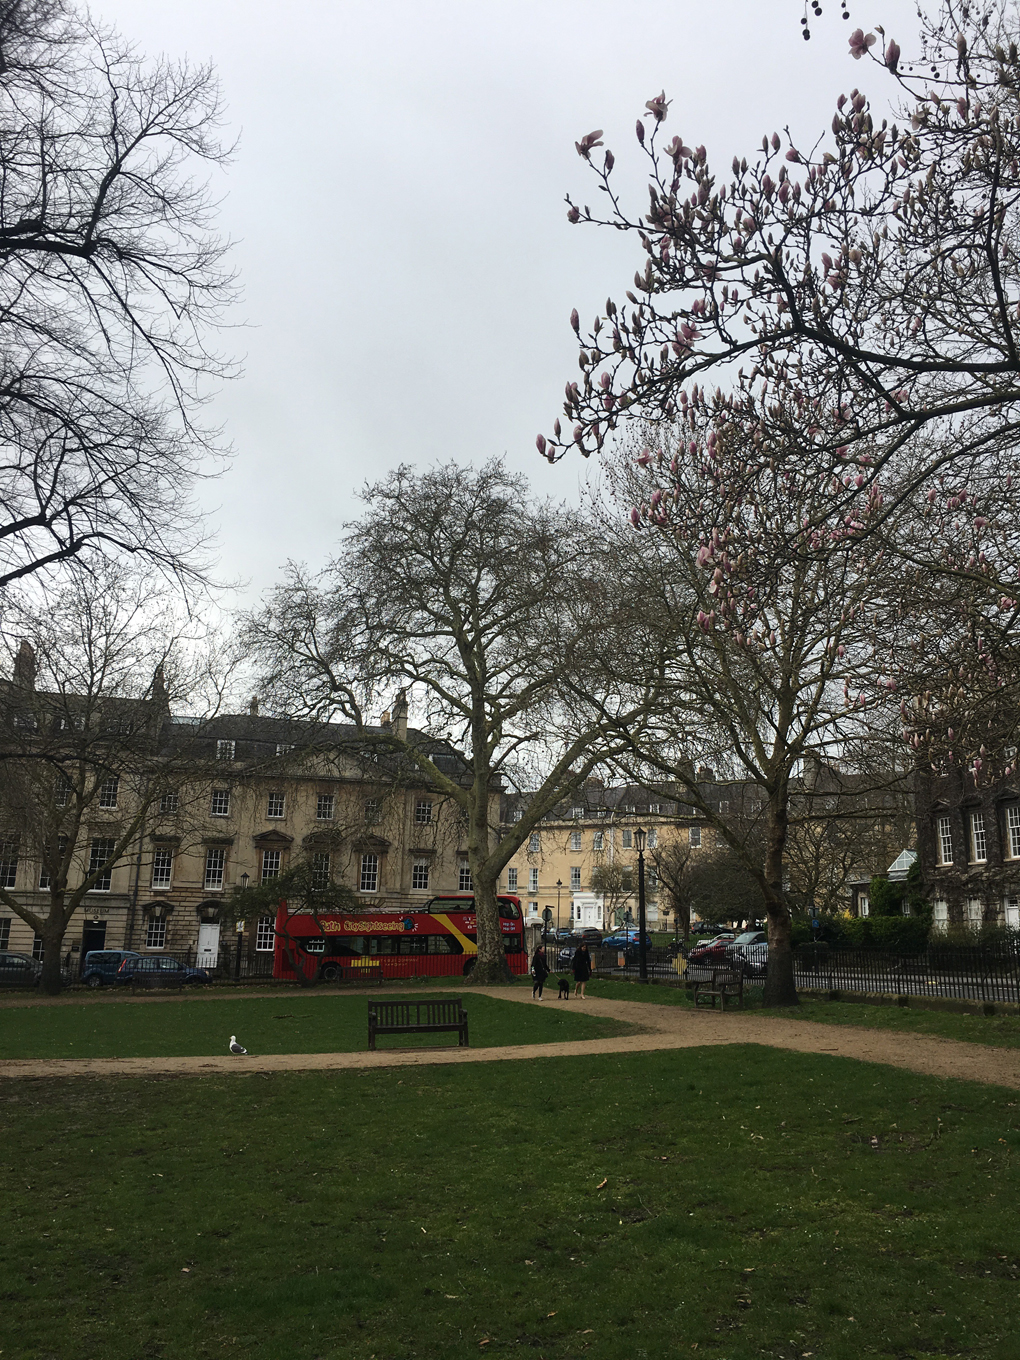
[272, 894, 527, 982]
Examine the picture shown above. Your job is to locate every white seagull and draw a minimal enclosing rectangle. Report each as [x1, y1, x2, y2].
[229, 1035, 247, 1055]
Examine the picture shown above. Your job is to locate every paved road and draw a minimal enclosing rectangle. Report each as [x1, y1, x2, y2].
[1, 987, 1018, 1089]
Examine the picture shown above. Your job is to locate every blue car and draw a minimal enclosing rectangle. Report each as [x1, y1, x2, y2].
[81, 949, 140, 988]
[115, 955, 210, 986]
[602, 932, 654, 950]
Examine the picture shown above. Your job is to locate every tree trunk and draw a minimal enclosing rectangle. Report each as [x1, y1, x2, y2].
[761, 783, 799, 1008]
[469, 874, 513, 985]
[40, 920, 66, 995]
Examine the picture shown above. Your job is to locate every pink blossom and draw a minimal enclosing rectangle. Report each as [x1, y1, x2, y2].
[885, 39, 901, 72]
[575, 130, 604, 159]
[567, 206, 580, 224]
[536, 434, 547, 457]
[629, 508, 641, 528]
[645, 91, 669, 123]
[635, 120, 645, 144]
[849, 28, 876, 59]
[570, 308, 580, 334]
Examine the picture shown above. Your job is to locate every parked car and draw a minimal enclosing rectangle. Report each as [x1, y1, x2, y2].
[116, 955, 210, 986]
[726, 932, 769, 976]
[687, 933, 740, 967]
[578, 928, 603, 945]
[0, 951, 42, 988]
[690, 921, 728, 940]
[81, 949, 140, 989]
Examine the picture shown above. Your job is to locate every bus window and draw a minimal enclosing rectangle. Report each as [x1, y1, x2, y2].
[302, 937, 326, 954]
[327, 937, 365, 957]
[368, 937, 400, 956]
[503, 937, 522, 953]
[427, 935, 462, 955]
[400, 935, 427, 955]
[498, 900, 521, 919]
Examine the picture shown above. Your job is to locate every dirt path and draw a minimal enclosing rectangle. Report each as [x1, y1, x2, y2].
[1, 987, 1018, 1088]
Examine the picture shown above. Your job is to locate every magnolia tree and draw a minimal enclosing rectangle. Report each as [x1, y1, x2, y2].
[539, 2, 1020, 605]
[585, 423, 905, 1004]
[243, 461, 658, 986]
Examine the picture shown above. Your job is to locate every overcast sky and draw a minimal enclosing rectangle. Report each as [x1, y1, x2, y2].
[97, 0, 921, 603]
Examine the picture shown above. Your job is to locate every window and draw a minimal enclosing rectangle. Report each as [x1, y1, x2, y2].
[414, 799, 433, 824]
[360, 854, 379, 892]
[316, 793, 335, 821]
[311, 852, 331, 891]
[647, 827, 658, 849]
[458, 858, 473, 891]
[151, 848, 174, 889]
[1008, 805, 1020, 859]
[411, 859, 430, 890]
[210, 788, 230, 817]
[54, 775, 72, 807]
[13, 710, 37, 730]
[622, 829, 633, 849]
[689, 826, 702, 848]
[33, 934, 44, 961]
[571, 806, 583, 819]
[528, 901, 538, 915]
[528, 832, 540, 852]
[570, 866, 581, 891]
[261, 850, 282, 882]
[88, 838, 116, 891]
[204, 847, 225, 890]
[570, 831, 582, 851]
[216, 739, 235, 761]
[967, 898, 982, 924]
[145, 917, 167, 950]
[159, 791, 179, 814]
[593, 831, 604, 852]
[529, 867, 539, 894]
[937, 815, 954, 865]
[621, 866, 633, 890]
[98, 774, 119, 809]
[38, 835, 67, 890]
[718, 800, 730, 814]
[858, 893, 870, 917]
[275, 743, 293, 757]
[933, 898, 949, 931]
[507, 867, 518, 892]
[970, 812, 987, 863]
[0, 840, 17, 889]
[0, 919, 9, 949]
[255, 916, 276, 951]
[364, 798, 380, 824]
[267, 792, 285, 819]
[1006, 746, 1018, 761]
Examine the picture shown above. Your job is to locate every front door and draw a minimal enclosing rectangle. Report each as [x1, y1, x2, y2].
[197, 922, 220, 969]
[80, 921, 106, 972]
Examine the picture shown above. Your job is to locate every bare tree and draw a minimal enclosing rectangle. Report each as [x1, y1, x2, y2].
[244, 460, 658, 985]
[574, 424, 906, 1004]
[0, 565, 224, 991]
[589, 862, 631, 931]
[0, 0, 236, 589]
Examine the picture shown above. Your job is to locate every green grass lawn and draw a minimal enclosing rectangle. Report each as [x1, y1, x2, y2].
[2, 1046, 1018, 1359]
[584, 977, 1020, 1048]
[0, 992, 635, 1060]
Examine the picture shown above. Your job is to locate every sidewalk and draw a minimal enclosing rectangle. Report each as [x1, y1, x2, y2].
[2, 986, 1018, 1087]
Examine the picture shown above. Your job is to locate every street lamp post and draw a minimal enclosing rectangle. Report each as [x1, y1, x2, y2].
[634, 828, 649, 983]
[235, 872, 249, 981]
[556, 879, 563, 937]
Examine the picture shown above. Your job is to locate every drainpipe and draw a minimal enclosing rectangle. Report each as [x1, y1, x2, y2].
[127, 778, 150, 950]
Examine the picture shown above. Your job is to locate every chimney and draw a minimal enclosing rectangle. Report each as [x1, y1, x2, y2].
[392, 688, 408, 741]
[696, 765, 714, 782]
[150, 662, 170, 714]
[13, 640, 36, 689]
[249, 695, 260, 717]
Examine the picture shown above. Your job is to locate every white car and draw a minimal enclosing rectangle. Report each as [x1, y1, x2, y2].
[725, 932, 768, 977]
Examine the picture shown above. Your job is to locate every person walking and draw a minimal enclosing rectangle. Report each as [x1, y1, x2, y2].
[531, 945, 549, 999]
[572, 942, 593, 998]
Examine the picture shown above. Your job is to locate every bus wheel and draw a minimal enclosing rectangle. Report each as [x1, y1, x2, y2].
[462, 958, 476, 977]
[320, 963, 340, 983]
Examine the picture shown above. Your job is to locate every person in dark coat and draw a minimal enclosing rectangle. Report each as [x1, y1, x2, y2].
[572, 942, 593, 998]
[531, 945, 550, 999]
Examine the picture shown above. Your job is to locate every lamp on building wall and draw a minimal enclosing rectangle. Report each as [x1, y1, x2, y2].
[633, 827, 649, 983]
[235, 872, 250, 981]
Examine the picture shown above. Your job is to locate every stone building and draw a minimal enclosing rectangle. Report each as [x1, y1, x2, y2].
[915, 752, 1020, 930]
[0, 668, 489, 971]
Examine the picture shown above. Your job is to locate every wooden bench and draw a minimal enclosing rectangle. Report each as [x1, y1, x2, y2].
[368, 998, 469, 1051]
[691, 967, 744, 1010]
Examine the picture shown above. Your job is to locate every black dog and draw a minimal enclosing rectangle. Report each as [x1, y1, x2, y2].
[557, 977, 570, 999]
